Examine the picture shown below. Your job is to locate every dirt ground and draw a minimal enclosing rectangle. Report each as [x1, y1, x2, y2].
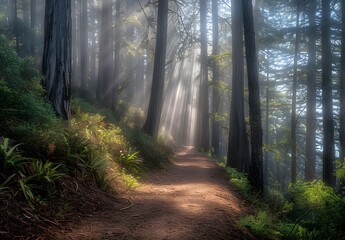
[0, 147, 256, 240]
[47, 146, 256, 239]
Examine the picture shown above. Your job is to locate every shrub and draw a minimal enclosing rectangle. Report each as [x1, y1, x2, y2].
[0, 138, 65, 208]
[224, 167, 251, 198]
[124, 128, 173, 168]
[286, 181, 345, 239]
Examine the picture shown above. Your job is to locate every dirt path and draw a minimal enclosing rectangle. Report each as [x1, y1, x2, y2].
[54, 146, 256, 240]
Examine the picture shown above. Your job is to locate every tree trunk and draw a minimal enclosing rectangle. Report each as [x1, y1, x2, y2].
[30, 0, 36, 56]
[291, 0, 300, 184]
[196, 0, 209, 150]
[97, 0, 114, 107]
[321, 0, 335, 187]
[305, 0, 317, 181]
[340, 0, 345, 187]
[42, 0, 72, 121]
[143, 0, 169, 137]
[211, 0, 220, 157]
[13, 0, 19, 53]
[80, 0, 88, 89]
[227, 0, 250, 173]
[113, 0, 123, 109]
[72, 0, 78, 87]
[23, 0, 30, 56]
[242, 0, 264, 194]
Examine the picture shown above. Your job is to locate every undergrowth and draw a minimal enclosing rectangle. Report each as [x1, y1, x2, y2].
[223, 166, 345, 239]
[0, 35, 173, 238]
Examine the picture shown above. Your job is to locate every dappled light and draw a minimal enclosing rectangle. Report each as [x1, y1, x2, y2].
[52, 147, 251, 240]
[1, 0, 345, 239]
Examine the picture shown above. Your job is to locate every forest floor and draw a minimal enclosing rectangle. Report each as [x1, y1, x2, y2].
[42, 146, 256, 239]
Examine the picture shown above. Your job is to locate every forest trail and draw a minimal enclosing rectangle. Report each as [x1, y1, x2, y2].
[53, 146, 256, 240]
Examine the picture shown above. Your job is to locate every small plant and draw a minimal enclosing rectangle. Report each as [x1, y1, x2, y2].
[121, 171, 139, 189]
[18, 159, 65, 208]
[224, 167, 251, 197]
[240, 211, 281, 237]
[124, 128, 173, 168]
[0, 138, 27, 174]
[118, 148, 143, 174]
[286, 181, 345, 239]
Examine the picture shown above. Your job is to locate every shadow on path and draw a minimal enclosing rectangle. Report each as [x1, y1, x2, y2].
[55, 146, 256, 240]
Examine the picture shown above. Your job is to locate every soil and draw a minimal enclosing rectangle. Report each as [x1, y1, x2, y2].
[4, 146, 257, 240]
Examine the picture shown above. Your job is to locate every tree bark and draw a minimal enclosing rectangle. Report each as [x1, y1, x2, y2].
[30, 0, 36, 56]
[113, 0, 123, 109]
[291, 0, 300, 184]
[97, 0, 114, 107]
[196, 0, 209, 150]
[305, 0, 317, 181]
[143, 0, 169, 137]
[211, 0, 220, 157]
[80, 0, 88, 89]
[227, 0, 250, 173]
[242, 0, 263, 194]
[42, 0, 72, 121]
[340, 0, 345, 187]
[321, 0, 335, 187]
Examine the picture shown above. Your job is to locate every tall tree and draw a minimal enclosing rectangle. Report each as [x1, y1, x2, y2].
[80, 0, 88, 89]
[13, 0, 19, 53]
[242, 0, 263, 194]
[97, 0, 114, 107]
[143, 0, 169, 137]
[23, 0, 30, 55]
[211, 0, 220, 156]
[227, 0, 250, 172]
[196, 0, 209, 150]
[291, 0, 300, 183]
[113, 0, 123, 109]
[42, 0, 72, 120]
[30, 0, 36, 56]
[305, 0, 317, 181]
[321, 0, 335, 187]
[340, 0, 345, 184]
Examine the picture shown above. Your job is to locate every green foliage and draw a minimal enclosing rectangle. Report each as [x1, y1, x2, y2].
[0, 138, 26, 173]
[122, 172, 139, 189]
[71, 97, 117, 122]
[121, 106, 146, 128]
[0, 36, 43, 93]
[286, 181, 345, 239]
[224, 167, 251, 198]
[63, 129, 107, 180]
[0, 138, 65, 208]
[0, 35, 60, 149]
[125, 128, 173, 168]
[18, 159, 65, 208]
[240, 211, 283, 238]
[118, 148, 143, 174]
[336, 158, 345, 186]
[70, 112, 127, 155]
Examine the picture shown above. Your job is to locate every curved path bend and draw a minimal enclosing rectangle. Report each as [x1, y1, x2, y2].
[57, 146, 256, 240]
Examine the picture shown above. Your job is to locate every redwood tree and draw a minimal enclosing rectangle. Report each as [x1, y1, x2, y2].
[80, 0, 88, 89]
[242, 0, 263, 194]
[143, 0, 169, 137]
[305, 0, 317, 181]
[42, 0, 72, 120]
[321, 0, 335, 187]
[196, 0, 209, 150]
[97, 0, 114, 107]
[211, 0, 220, 156]
[291, 0, 300, 183]
[227, 0, 250, 173]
